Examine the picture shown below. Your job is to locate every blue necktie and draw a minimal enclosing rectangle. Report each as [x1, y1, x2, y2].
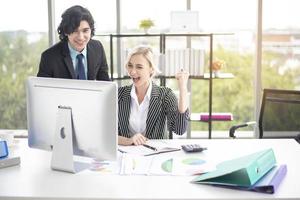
[76, 54, 86, 80]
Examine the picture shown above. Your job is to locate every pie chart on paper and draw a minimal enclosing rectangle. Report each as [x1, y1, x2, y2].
[161, 158, 173, 173]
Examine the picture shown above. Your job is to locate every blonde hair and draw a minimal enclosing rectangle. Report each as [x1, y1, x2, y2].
[125, 45, 160, 77]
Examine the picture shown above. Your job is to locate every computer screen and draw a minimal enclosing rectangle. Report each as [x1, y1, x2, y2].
[26, 77, 117, 173]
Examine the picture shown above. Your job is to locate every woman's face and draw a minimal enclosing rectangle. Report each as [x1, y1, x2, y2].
[67, 20, 91, 52]
[127, 54, 154, 89]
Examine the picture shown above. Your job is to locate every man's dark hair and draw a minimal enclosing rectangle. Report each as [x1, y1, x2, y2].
[57, 5, 95, 41]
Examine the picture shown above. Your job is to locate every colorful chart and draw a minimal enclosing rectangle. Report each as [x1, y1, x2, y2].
[182, 157, 205, 165]
[90, 166, 112, 172]
[161, 158, 173, 172]
[90, 161, 114, 173]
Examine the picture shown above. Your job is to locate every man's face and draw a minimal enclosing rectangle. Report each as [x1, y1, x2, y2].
[67, 20, 91, 52]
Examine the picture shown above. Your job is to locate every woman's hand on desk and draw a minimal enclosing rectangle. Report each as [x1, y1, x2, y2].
[118, 134, 147, 146]
[131, 133, 147, 145]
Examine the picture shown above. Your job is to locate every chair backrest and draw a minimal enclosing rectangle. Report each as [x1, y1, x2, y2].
[258, 88, 300, 138]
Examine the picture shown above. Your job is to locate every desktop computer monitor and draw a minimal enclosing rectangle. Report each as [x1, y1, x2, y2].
[26, 77, 118, 173]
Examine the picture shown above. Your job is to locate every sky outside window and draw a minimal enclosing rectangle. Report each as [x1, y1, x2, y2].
[0, 0, 48, 32]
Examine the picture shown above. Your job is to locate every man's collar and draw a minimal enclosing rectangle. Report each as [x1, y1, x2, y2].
[68, 42, 87, 57]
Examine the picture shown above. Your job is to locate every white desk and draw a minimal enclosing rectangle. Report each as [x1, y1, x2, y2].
[1, 138, 300, 200]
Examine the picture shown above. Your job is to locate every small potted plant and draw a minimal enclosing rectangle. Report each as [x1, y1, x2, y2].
[139, 18, 154, 34]
[212, 59, 226, 77]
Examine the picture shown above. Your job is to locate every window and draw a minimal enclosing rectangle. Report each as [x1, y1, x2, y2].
[191, 0, 257, 137]
[0, 0, 48, 129]
[121, 0, 185, 32]
[262, 0, 300, 90]
[55, 0, 116, 34]
[1, 0, 293, 140]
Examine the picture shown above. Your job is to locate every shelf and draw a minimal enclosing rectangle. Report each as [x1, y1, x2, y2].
[105, 32, 234, 139]
[97, 32, 233, 37]
[203, 73, 234, 79]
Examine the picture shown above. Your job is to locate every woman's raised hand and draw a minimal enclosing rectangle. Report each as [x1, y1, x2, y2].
[175, 69, 189, 91]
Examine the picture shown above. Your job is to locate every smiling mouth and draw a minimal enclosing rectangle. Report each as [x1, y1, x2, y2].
[132, 77, 140, 82]
[75, 40, 86, 45]
[76, 42, 85, 46]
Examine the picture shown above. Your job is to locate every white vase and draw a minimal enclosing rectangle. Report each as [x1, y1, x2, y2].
[213, 70, 220, 78]
[144, 28, 150, 34]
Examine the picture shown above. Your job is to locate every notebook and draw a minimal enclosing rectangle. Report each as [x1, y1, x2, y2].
[118, 140, 180, 156]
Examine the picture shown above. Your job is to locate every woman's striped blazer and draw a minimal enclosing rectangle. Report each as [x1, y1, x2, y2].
[118, 82, 189, 139]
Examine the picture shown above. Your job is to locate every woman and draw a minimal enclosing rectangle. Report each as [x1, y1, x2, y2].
[118, 46, 189, 145]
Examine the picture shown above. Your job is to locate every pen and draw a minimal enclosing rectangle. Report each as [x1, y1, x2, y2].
[143, 144, 157, 151]
[118, 148, 127, 153]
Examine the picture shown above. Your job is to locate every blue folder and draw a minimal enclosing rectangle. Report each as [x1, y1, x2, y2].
[206, 164, 287, 194]
[0, 140, 8, 158]
[247, 164, 287, 193]
[192, 148, 281, 193]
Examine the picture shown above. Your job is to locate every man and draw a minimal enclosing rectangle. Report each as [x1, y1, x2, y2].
[37, 5, 110, 81]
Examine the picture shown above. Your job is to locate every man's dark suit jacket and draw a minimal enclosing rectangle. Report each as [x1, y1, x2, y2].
[37, 39, 110, 81]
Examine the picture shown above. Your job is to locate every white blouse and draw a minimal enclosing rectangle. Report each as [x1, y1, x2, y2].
[128, 82, 152, 136]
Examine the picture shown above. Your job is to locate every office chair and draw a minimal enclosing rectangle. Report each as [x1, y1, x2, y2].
[229, 88, 300, 143]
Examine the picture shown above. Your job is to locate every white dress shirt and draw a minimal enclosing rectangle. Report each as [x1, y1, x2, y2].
[128, 82, 152, 136]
